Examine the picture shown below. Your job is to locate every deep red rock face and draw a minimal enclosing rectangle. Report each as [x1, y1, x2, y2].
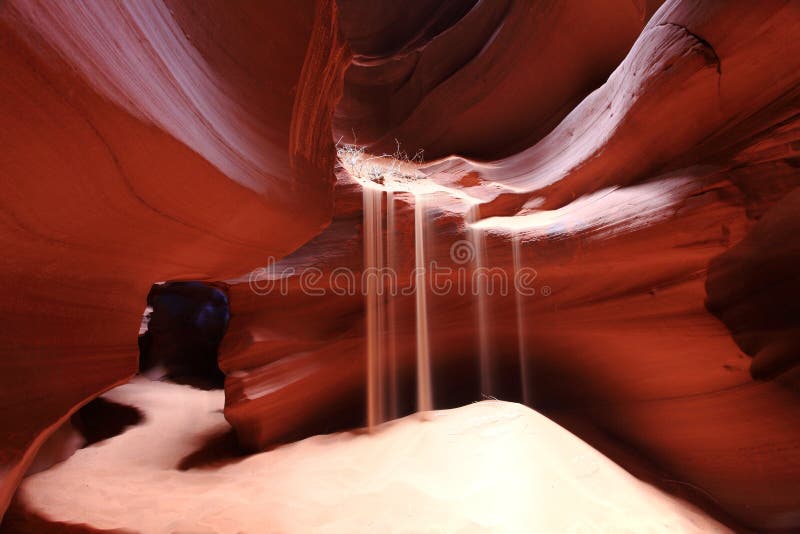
[334, 0, 667, 160]
[219, 1, 800, 532]
[2, 0, 800, 531]
[0, 0, 349, 519]
[706, 189, 800, 380]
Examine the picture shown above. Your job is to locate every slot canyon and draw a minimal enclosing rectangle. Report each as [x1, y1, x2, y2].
[1, 0, 799, 532]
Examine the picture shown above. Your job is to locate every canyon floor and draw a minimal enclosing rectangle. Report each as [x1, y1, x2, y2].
[12, 378, 728, 533]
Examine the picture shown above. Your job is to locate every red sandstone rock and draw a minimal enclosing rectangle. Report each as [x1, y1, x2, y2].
[2, 0, 800, 531]
[335, 0, 667, 160]
[0, 0, 349, 519]
[707, 189, 800, 380]
[218, 1, 800, 531]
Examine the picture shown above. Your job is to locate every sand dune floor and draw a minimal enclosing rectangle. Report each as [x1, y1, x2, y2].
[17, 378, 730, 533]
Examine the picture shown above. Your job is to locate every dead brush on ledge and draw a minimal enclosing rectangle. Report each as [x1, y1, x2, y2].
[336, 138, 426, 185]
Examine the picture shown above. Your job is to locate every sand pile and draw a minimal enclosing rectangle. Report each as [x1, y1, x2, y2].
[17, 379, 729, 533]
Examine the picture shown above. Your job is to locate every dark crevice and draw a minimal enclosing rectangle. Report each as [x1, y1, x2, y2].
[138, 281, 230, 390]
[336, 0, 479, 58]
[656, 22, 721, 75]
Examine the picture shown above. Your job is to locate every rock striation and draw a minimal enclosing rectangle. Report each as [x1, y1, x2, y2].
[0, 0, 349, 519]
[2, 0, 800, 531]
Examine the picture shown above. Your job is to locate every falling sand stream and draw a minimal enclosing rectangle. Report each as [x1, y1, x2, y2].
[353, 150, 529, 431]
[385, 191, 399, 420]
[362, 185, 433, 430]
[513, 233, 531, 405]
[467, 206, 492, 397]
[362, 186, 384, 428]
[413, 194, 433, 413]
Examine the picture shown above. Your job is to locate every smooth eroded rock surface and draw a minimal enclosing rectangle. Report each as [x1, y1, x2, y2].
[0, 0, 349, 518]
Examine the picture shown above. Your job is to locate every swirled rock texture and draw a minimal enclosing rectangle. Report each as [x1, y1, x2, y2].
[3, 0, 800, 532]
[334, 0, 666, 159]
[706, 189, 800, 380]
[0, 0, 349, 519]
[218, 1, 800, 532]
